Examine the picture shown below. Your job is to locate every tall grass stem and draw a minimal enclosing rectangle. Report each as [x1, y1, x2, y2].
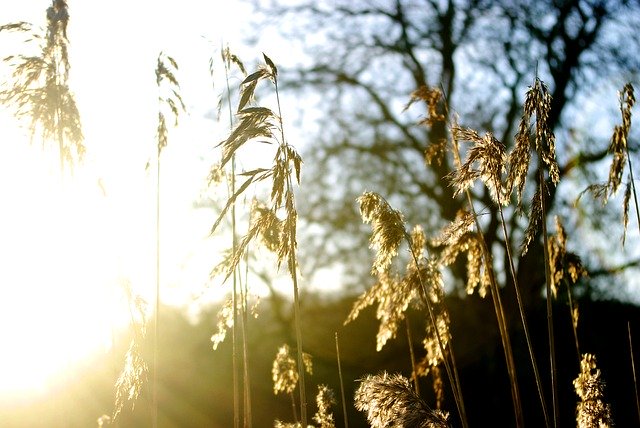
[405, 318, 420, 395]
[224, 53, 241, 428]
[538, 169, 559, 428]
[406, 241, 468, 428]
[274, 77, 308, 427]
[624, 147, 640, 236]
[496, 188, 551, 428]
[335, 332, 349, 428]
[629, 322, 640, 424]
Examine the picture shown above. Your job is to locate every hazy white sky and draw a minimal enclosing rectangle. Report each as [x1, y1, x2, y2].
[0, 0, 300, 393]
[1, 0, 290, 304]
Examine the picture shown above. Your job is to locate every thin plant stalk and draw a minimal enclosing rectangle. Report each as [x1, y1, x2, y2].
[153, 144, 160, 428]
[240, 233, 252, 428]
[153, 52, 185, 428]
[223, 50, 242, 428]
[624, 146, 640, 235]
[495, 179, 551, 428]
[335, 332, 349, 428]
[273, 76, 308, 427]
[629, 322, 640, 424]
[405, 318, 420, 395]
[565, 279, 581, 360]
[289, 391, 299, 422]
[232, 270, 240, 428]
[538, 167, 558, 428]
[406, 240, 468, 428]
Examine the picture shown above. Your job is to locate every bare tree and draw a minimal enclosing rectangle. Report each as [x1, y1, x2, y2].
[250, 0, 640, 304]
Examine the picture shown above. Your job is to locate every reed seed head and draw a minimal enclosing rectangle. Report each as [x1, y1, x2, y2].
[437, 216, 489, 298]
[0, 0, 84, 170]
[346, 269, 415, 351]
[313, 385, 337, 428]
[623, 180, 631, 245]
[607, 83, 635, 197]
[358, 192, 407, 274]
[450, 127, 508, 205]
[573, 353, 613, 428]
[210, 298, 234, 350]
[272, 344, 298, 395]
[521, 186, 543, 255]
[508, 77, 560, 206]
[548, 216, 587, 297]
[355, 372, 450, 428]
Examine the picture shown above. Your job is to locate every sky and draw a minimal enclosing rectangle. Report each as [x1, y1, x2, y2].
[0, 0, 296, 396]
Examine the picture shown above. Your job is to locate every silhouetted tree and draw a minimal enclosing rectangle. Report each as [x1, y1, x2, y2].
[251, 0, 640, 307]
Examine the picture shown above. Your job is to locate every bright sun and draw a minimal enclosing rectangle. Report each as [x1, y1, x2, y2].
[0, 0, 249, 403]
[0, 110, 153, 400]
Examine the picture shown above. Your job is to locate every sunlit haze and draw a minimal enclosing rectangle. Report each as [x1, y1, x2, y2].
[0, 0, 278, 398]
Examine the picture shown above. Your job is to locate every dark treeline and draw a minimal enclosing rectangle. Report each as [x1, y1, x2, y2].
[0, 294, 637, 427]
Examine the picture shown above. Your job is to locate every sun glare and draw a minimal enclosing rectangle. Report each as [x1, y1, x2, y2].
[0, 110, 153, 399]
[0, 0, 255, 402]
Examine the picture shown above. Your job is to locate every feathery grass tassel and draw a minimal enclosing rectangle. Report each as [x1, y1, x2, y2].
[355, 373, 449, 428]
[354, 192, 467, 428]
[313, 385, 337, 428]
[573, 354, 613, 428]
[0, 0, 84, 173]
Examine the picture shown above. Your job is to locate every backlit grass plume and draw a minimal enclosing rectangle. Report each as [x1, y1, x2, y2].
[358, 191, 406, 274]
[507, 77, 560, 207]
[450, 113, 551, 425]
[113, 282, 149, 420]
[609, 84, 638, 244]
[607, 83, 635, 196]
[313, 385, 336, 428]
[576, 83, 637, 244]
[547, 216, 587, 299]
[448, 122, 525, 427]
[435, 211, 489, 298]
[273, 344, 300, 396]
[403, 85, 447, 164]
[548, 216, 586, 358]
[273, 344, 313, 423]
[0, 0, 83, 172]
[353, 192, 467, 427]
[355, 372, 450, 428]
[450, 127, 508, 205]
[573, 353, 613, 428]
[156, 52, 186, 154]
[210, 55, 303, 280]
[210, 297, 234, 350]
[346, 269, 414, 351]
